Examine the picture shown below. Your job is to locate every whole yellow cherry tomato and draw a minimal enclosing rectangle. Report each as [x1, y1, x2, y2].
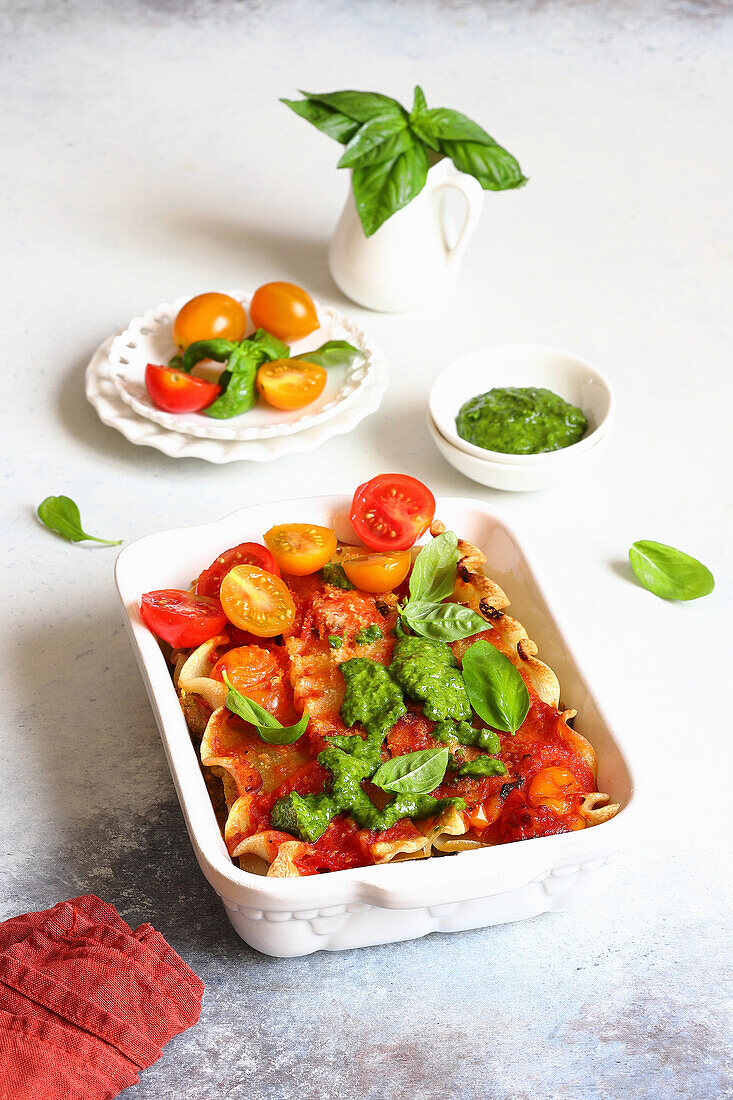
[173, 293, 247, 350]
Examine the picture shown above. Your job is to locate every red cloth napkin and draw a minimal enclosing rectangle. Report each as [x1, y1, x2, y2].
[0, 896, 204, 1100]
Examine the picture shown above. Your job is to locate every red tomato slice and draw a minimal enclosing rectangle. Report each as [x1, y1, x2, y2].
[196, 542, 280, 599]
[140, 589, 226, 647]
[145, 364, 220, 413]
[350, 474, 436, 551]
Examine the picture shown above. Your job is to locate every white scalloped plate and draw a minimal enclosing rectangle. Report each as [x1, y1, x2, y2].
[86, 336, 387, 463]
[108, 292, 382, 441]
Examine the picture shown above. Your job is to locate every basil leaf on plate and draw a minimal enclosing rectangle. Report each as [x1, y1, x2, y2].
[629, 540, 714, 601]
[280, 97, 359, 144]
[401, 600, 486, 642]
[223, 672, 309, 744]
[409, 531, 460, 603]
[371, 747, 449, 795]
[292, 340, 365, 370]
[440, 138, 527, 190]
[246, 328, 290, 362]
[301, 89, 404, 123]
[352, 142, 429, 237]
[461, 640, 530, 734]
[338, 114, 413, 169]
[37, 496, 122, 545]
[204, 346, 259, 418]
[181, 338, 237, 374]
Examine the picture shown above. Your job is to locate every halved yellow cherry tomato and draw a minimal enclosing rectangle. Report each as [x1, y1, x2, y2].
[264, 524, 337, 576]
[249, 282, 318, 341]
[256, 359, 327, 411]
[527, 766, 579, 816]
[173, 292, 247, 350]
[219, 564, 296, 637]
[342, 550, 411, 593]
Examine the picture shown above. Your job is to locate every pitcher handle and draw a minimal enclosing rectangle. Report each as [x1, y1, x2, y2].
[433, 172, 484, 271]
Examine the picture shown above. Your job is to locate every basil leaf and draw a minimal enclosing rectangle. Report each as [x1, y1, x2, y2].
[246, 328, 290, 362]
[372, 747, 449, 795]
[409, 531, 459, 603]
[223, 673, 308, 745]
[629, 540, 714, 601]
[301, 89, 404, 123]
[292, 340, 365, 370]
[440, 138, 527, 191]
[352, 143, 429, 237]
[461, 640, 530, 734]
[458, 757, 507, 778]
[37, 496, 122, 545]
[181, 338, 236, 374]
[401, 600, 487, 642]
[419, 108, 496, 144]
[337, 114, 413, 169]
[411, 85, 428, 115]
[280, 97, 359, 144]
[204, 347, 258, 418]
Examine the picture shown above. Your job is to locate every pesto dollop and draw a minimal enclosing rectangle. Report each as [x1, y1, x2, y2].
[455, 386, 588, 455]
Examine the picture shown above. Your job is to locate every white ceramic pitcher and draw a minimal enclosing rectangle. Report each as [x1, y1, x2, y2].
[328, 157, 484, 313]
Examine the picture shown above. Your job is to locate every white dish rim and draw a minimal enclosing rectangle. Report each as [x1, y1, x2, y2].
[429, 343, 615, 465]
[114, 493, 640, 914]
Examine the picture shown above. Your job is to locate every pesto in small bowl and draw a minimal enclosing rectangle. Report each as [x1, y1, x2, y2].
[455, 386, 588, 455]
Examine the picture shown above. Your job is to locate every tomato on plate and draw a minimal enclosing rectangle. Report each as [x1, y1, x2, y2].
[264, 524, 337, 576]
[219, 564, 296, 637]
[249, 282, 318, 342]
[172, 292, 247, 350]
[350, 474, 436, 551]
[256, 359, 327, 411]
[342, 550, 412, 593]
[196, 542, 280, 599]
[145, 364, 220, 414]
[140, 590, 226, 647]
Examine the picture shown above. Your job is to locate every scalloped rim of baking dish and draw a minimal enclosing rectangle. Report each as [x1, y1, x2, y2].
[115, 495, 641, 916]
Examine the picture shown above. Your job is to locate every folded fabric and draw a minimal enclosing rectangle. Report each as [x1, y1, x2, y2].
[0, 895, 204, 1100]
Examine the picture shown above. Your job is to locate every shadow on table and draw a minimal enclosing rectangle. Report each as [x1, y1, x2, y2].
[8, 606, 247, 961]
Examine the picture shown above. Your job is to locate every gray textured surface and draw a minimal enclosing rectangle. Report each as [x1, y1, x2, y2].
[2, 0, 732, 1097]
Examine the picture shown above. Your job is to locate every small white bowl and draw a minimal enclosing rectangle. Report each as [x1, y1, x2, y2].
[429, 344, 614, 466]
[427, 412, 609, 492]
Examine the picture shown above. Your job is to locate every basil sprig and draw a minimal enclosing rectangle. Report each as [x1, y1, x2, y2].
[399, 531, 486, 642]
[629, 540, 714, 601]
[282, 85, 526, 236]
[371, 747, 449, 795]
[292, 340, 365, 370]
[37, 496, 122, 546]
[461, 640, 529, 734]
[223, 672, 308, 745]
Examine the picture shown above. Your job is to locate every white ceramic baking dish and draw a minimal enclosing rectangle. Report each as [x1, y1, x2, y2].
[115, 495, 639, 957]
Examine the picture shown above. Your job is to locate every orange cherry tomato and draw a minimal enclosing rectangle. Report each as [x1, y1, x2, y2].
[145, 364, 220, 413]
[264, 524, 337, 576]
[173, 293, 247, 350]
[210, 645, 294, 723]
[219, 565, 296, 637]
[466, 794, 502, 832]
[342, 550, 411, 593]
[527, 766, 579, 816]
[256, 359, 327, 411]
[249, 282, 318, 342]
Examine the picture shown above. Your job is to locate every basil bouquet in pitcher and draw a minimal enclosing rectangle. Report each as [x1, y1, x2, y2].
[282, 86, 527, 237]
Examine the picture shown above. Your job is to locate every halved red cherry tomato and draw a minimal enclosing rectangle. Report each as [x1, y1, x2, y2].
[264, 524, 337, 576]
[145, 364, 220, 414]
[249, 282, 318, 342]
[219, 565, 296, 637]
[256, 359, 326, 411]
[196, 542, 280, 599]
[350, 474, 436, 551]
[342, 550, 411, 593]
[140, 589, 226, 647]
[172, 292, 247, 350]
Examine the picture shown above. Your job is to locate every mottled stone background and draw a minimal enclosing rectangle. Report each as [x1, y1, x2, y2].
[1, 1, 732, 1097]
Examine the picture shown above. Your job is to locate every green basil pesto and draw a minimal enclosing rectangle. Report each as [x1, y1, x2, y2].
[339, 657, 406, 739]
[457, 757, 507, 778]
[432, 719, 501, 755]
[354, 624, 384, 645]
[455, 387, 588, 455]
[389, 635, 471, 722]
[320, 562, 355, 590]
